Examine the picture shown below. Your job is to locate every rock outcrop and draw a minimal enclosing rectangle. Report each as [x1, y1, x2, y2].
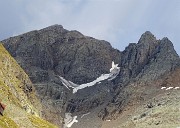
[2, 25, 180, 127]
[98, 31, 180, 120]
[2, 25, 121, 126]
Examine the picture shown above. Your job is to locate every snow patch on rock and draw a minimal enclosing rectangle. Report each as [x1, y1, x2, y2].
[59, 61, 120, 93]
[64, 113, 78, 128]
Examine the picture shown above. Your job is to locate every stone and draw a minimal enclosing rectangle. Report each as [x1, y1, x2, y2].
[1, 25, 180, 127]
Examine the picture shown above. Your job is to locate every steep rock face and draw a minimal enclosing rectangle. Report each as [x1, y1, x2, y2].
[115, 31, 179, 84]
[2, 26, 180, 127]
[122, 31, 158, 76]
[137, 37, 180, 81]
[2, 25, 121, 126]
[0, 44, 57, 128]
[3, 25, 120, 84]
[97, 32, 180, 120]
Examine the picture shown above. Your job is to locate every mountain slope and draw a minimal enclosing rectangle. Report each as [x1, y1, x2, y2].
[1, 25, 180, 128]
[102, 67, 180, 128]
[0, 44, 57, 128]
[96, 31, 180, 121]
[2, 25, 121, 126]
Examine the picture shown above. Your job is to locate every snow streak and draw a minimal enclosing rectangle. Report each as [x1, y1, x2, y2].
[59, 61, 120, 93]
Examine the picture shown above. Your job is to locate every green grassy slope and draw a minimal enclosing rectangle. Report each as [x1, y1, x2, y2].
[0, 44, 58, 128]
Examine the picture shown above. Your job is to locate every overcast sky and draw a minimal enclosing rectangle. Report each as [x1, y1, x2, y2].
[0, 0, 180, 55]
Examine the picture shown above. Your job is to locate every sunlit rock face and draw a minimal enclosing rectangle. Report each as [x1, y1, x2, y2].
[2, 25, 180, 127]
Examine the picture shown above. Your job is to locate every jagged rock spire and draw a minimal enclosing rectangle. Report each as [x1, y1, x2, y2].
[138, 31, 156, 44]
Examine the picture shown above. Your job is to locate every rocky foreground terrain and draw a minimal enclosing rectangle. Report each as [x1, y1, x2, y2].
[1, 25, 180, 128]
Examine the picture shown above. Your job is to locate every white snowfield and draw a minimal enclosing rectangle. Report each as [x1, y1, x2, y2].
[166, 87, 174, 90]
[161, 86, 180, 90]
[64, 113, 78, 128]
[174, 87, 180, 89]
[59, 61, 120, 93]
[161, 87, 166, 89]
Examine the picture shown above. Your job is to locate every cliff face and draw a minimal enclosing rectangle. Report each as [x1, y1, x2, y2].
[97, 31, 180, 121]
[0, 44, 57, 128]
[2, 25, 180, 127]
[2, 25, 121, 126]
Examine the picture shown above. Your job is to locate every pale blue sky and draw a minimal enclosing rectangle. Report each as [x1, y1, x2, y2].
[0, 0, 180, 55]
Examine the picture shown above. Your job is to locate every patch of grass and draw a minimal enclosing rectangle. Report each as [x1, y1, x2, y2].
[0, 116, 18, 128]
[0, 44, 58, 127]
[28, 115, 58, 128]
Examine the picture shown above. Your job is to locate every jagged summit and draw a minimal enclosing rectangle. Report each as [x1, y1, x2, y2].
[39, 24, 67, 34]
[41, 24, 64, 30]
[143, 31, 154, 35]
[138, 31, 156, 44]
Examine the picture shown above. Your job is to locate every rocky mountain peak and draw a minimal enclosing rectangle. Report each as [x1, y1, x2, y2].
[41, 24, 64, 31]
[160, 37, 176, 52]
[1, 25, 180, 127]
[138, 31, 156, 44]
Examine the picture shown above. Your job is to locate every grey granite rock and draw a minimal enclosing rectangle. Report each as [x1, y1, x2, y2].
[2, 25, 121, 126]
[1, 27, 180, 127]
